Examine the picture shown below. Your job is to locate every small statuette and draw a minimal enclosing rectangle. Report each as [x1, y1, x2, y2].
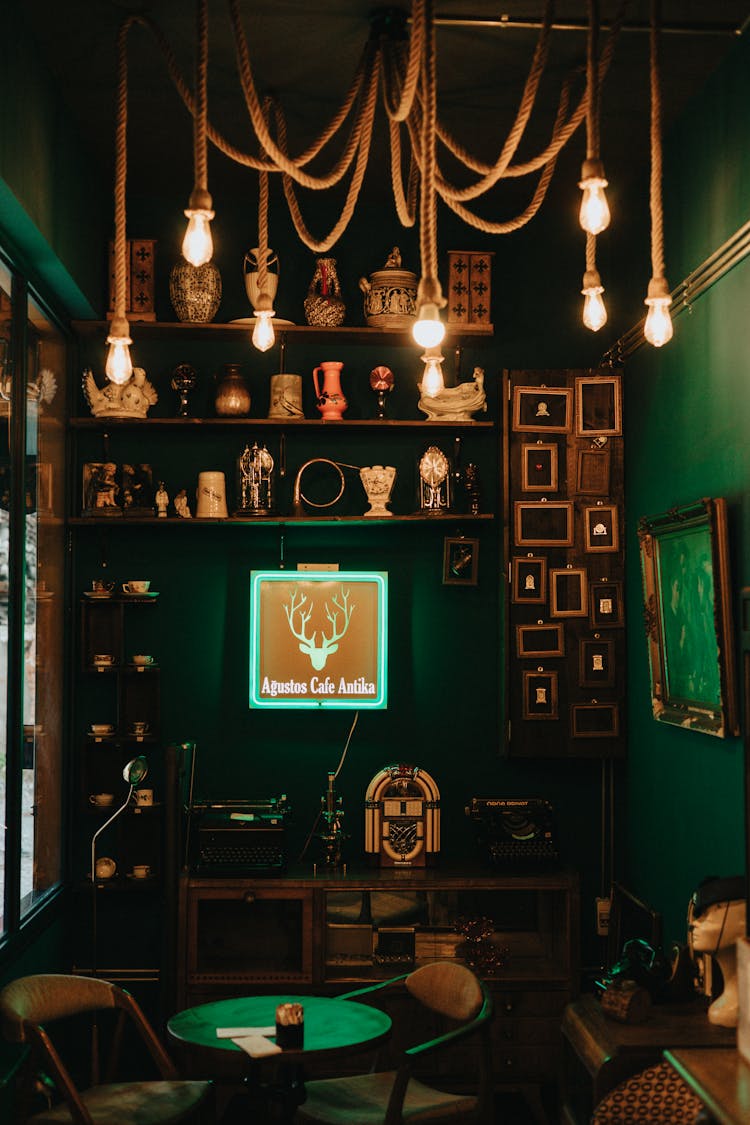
[155, 482, 169, 518]
[464, 463, 481, 515]
[360, 465, 396, 517]
[174, 489, 192, 518]
[82, 366, 157, 419]
[418, 366, 487, 422]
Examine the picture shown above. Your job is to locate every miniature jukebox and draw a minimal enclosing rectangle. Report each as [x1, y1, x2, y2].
[364, 763, 440, 867]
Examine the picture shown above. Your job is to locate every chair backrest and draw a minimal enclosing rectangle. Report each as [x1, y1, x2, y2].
[405, 961, 485, 1021]
[0, 974, 119, 1043]
[0, 972, 179, 1123]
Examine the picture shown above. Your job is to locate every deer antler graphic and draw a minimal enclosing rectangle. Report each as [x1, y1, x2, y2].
[284, 586, 355, 671]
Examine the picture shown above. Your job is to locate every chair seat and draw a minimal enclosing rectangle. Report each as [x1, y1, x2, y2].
[592, 1061, 703, 1124]
[27, 1079, 213, 1125]
[296, 1070, 479, 1124]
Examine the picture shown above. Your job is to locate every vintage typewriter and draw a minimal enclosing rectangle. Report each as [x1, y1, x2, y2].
[465, 797, 559, 868]
[190, 796, 290, 874]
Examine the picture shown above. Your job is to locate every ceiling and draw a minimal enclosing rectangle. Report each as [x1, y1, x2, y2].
[16, 2, 750, 238]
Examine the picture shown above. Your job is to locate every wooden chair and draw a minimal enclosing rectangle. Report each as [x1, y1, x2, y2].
[295, 960, 494, 1125]
[0, 973, 214, 1124]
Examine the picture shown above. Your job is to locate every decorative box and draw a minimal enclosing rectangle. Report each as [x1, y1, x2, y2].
[108, 238, 156, 321]
[446, 250, 494, 329]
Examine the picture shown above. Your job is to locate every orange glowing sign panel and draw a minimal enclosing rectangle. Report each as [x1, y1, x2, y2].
[249, 571, 388, 709]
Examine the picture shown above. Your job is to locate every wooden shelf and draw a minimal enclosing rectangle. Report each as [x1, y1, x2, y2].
[69, 416, 494, 430]
[70, 513, 493, 527]
[72, 320, 493, 345]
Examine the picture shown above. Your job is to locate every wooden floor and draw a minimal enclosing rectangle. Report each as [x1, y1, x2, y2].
[218, 1086, 560, 1124]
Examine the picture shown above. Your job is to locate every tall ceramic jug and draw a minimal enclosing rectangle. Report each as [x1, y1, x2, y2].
[313, 361, 347, 421]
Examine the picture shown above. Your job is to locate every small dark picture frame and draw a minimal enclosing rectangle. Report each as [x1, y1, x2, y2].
[513, 386, 572, 433]
[522, 670, 559, 720]
[579, 639, 615, 687]
[512, 556, 547, 604]
[571, 702, 620, 738]
[443, 537, 479, 585]
[576, 448, 611, 495]
[575, 375, 622, 436]
[590, 580, 624, 627]
[516, 622, 565, 658]
[584, 505, 619, 552]
[550, 567, 588, 617]
[521, 443, 558, 492]
[514, 501, 574, 547]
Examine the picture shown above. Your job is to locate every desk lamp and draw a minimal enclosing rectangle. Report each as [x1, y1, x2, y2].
[90, 755, 148, 976]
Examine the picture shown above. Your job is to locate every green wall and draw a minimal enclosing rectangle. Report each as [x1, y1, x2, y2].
[0, 5, 102, 314]
[623, 31, 750, 944]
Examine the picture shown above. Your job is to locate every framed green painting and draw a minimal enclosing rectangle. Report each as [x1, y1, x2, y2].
[638, 498, 738, 738]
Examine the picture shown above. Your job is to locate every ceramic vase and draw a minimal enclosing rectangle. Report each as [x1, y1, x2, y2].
[360, 465, 396, 517]
[244, 247, 279, 312]
[304, 257, 346, 327]
[214, 363, 251, 416]
[169, 260, 222, 323]
[313, 361, 347, 420]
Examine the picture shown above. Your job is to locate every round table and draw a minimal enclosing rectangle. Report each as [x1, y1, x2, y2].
[168, 993, 392, 1120]
[168, 993, 392, 1062]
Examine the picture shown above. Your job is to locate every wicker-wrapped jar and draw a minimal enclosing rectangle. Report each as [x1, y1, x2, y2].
[169, 260, 222, 323]
[303, 257, 346, 327]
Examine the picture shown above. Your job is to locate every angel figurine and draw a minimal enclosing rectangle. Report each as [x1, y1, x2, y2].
[82, 367, 158, 419]
[174, 489, 192, 518]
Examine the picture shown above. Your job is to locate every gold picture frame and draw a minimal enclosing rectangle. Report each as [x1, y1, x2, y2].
[512, 386, 572, 433]
[575, 375, 622, 436]
[638, 497, 738, 738]
[521, 443, 558, 492]
[514, 501, 574, 547]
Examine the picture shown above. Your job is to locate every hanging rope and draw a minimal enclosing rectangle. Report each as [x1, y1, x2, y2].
[586, 0, 601, 161]
[110, 18, 131, 334]
[417, 0, 441, 299]
[194, 0, 208, 194]
[382, 0, 424, 123]
[649, 0, 666, 282]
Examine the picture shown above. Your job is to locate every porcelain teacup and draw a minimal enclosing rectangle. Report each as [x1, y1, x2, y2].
[122, 580, 150, 595]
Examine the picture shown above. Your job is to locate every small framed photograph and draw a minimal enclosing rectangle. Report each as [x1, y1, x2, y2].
[576, 448, 611, 495]
[575, 375, 622, 436]
[590, 580, 624, 627]
[550, 567, 588, 617]
[443, 537, 479, 585]
[516, 622, 565, 659]
[579, 639, 615, 687]
[512, 556, 547, 605]
[514, 501, 574, 547]
[512, 386, 572, 433]
[571, 702, 620, 738]
[521, 443, 558, 492]
[522, 670, 559, 720]
[584, 505, 619, 552]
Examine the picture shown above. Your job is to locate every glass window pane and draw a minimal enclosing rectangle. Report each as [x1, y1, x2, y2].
[21, 293, 66, 914]
[0, 259, 12, 935]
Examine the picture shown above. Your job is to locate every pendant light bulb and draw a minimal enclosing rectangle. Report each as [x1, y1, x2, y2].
[644, 278, 673, 347]
[413, 302, 445, 349]
[581, 270, 607, 332]
[105, 318, 133, 385]
[578, 161, 610, 235]
[252, 309, 275, 353]
[419, 349, 445, 398]
[182, 208, 214, 267]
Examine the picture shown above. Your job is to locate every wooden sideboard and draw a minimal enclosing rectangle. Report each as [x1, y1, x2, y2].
[175, 865, 579, 1099]
[561, 992, 736, 1125]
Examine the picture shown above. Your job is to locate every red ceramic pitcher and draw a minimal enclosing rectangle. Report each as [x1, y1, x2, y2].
[313, 361, 348, 420]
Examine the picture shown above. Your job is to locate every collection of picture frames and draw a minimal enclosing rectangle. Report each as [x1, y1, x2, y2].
[505, 369, 626, 758]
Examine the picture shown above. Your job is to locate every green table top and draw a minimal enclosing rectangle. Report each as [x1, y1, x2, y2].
[168, 994, 392, 1062]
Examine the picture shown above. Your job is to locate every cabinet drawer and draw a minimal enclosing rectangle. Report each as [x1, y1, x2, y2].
[493, 1016, 563, 1046]
[494, 1044, 562, 1081]
[493, 990, 570, 1018]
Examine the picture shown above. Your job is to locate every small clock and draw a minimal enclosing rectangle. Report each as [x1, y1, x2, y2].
[418, 445, 451, 512]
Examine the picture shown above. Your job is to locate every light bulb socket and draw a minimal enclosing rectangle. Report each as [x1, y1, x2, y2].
[187, 188, 214, 215]
[579, 158, 607, 185]
[646, 276, 671, 303]
[416, 276, 446, 310]
[254, 292, 275, 316]
[582, 269, 603, 293]
[107, 314, 131, 344]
